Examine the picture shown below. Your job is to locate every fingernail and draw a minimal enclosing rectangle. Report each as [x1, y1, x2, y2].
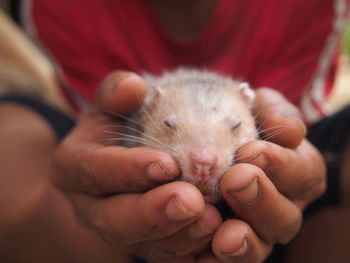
[117, 74, 141, 89]
[146, 162, 173, 180]
[188, 221, 215, 238]
[289, 117, 307, 137]
[104, 72, 136, 92]
[166, 196, 198, 221]
[281, 115, 307, 137]
[249, 153, 269, 170]
[104, 73, 141, 110]
[227, 177, 259, 204]
[222, 239, 248, 257]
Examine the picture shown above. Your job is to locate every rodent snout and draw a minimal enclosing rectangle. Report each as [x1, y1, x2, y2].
[190, 149, 217, 179]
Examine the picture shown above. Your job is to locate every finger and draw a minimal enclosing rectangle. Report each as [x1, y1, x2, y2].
[133, 204, 222, 261]
[254, 88, 307, 148]
[53, 77, 180, 195]
[220, 163, 302, 244]
[52, 71, 180, 194]
[74, 71, 147, 141]
[53, 135, 180, 194]
[71, 181, 205, 245]
[95, 71, 147, 116]
[236, 140, 326, 206]
[212, 219, 272, 263]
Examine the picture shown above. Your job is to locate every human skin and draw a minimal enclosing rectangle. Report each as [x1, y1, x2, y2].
[145, 1, 350, 261]
[0, 1, 336, 262]
[50, 72, 325, 263]
[283, 142, 350, 263]
[0, 72, 325, 262]
[0, 103, 131, 263]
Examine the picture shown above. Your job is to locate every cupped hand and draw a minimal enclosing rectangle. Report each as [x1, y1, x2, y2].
[52, 77, 326, 263]
[51, 72, 222, 262]
[197, 88, 326, 263]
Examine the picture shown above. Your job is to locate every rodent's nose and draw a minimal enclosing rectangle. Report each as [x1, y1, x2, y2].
[190, 150, 217, 178]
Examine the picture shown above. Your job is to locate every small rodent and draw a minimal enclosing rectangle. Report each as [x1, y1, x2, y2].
[120, 68, 258, 203]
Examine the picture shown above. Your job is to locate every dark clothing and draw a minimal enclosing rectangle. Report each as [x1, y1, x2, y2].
[0, 95, 75, 141]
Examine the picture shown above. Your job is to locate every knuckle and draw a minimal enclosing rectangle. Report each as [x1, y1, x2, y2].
[277, 208, 302, 245]
[309, 166, 327, 199]
[129, 205, 164, 244]
[254, 141, 284, 160]
[92, 213, 117, 244]
[134, 225, 161, 243]
[252, 140, 272, 152]
[52, 136, 101, 194]
[316, 178, 327, 198]
[79, 157, 100, 194]
[242, 140, 275, 162]
[303, 148, 327, 200]
[258, 143, 286, 179]
[138, 215, 175, 243]
[76, 148, 104, 195]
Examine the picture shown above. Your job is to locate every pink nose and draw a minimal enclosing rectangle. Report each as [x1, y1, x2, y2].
[190, 150, 217, 179]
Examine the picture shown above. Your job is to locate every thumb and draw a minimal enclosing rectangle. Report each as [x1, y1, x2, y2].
[254, 88, 307, 149]
[94, 71, 147, 116]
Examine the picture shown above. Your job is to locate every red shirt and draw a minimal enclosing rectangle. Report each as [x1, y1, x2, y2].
[25, 0, 350, 122]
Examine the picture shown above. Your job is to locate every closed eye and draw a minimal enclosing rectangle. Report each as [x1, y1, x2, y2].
[164, 120, 175, 129]
[231, 122, 241, 131]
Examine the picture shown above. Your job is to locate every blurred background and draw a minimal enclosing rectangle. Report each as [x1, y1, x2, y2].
[330, 21, 350, 111]
[0, 0, 349, 112]
[0, 0, 69, 110]
[0, 0, 8, 12]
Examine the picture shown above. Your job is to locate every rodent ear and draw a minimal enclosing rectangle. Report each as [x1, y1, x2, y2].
[238, 82, 255, 106]
[144, 85, 164, 108]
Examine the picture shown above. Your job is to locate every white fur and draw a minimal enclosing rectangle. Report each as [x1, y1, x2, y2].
[140, 68, 258, 203]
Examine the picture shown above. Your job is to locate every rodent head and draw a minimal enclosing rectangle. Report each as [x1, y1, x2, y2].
[141, 70, 258, 202]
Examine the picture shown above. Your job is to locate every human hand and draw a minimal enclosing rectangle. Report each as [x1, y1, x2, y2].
[52, 74, 325, 263]
[197, 88, 326, 263]
[51, 72, 223, 263]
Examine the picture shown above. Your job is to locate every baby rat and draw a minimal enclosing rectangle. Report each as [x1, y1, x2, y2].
[124, 68, 258, 203]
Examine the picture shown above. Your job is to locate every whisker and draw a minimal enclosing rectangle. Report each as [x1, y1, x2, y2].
[252, 106, 266, 121]
[105, 130, 177, 154]
[258, 125, 287, 135]
[104, 109, 141, 126]
[105, 126, 167, 150]
[104, 124, 142, 133]
[255, 119, 266, 131]
[260, 130, 284, 141]
[104, 130, 159, 144]
[103, 137, 174, 153]
[106, 129, 174, 150]
[103, 133, 155, 145]
[233, 149, 254, 163]
[105, 125, 148, 138]
[139, 149, 178, 156]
